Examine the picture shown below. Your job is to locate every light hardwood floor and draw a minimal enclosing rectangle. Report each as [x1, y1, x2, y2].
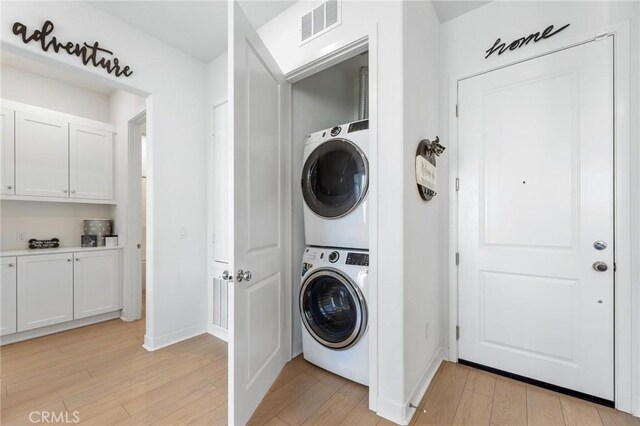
[252, 358, 640, 426]
[2, 316, 638, 426]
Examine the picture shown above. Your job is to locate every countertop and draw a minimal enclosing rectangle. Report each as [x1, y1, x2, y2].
[1, 246, 123, 257]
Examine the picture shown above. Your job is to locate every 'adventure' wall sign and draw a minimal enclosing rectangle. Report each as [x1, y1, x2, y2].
[12, 20, 133, 78]
[485, 24, 570, 59]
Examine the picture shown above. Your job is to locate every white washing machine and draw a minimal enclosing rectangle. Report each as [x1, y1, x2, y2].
[299, 246, 369, 385]
[302, 119, 369, 250]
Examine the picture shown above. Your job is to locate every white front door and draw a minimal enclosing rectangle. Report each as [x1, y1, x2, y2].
[228, 1, 291, 424]
[458, 37, 614, 400]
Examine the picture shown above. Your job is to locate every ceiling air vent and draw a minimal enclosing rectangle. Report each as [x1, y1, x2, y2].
[300, 0, 342, 45]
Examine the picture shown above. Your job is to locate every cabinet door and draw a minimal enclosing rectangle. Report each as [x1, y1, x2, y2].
[69, 125, 113, 200]
[74, 250, 120, 319]
[15, 112, 69, 197]
[17, 253, 73, 331]
[1, 257, 17, 336]
[1, 108, 15, 195]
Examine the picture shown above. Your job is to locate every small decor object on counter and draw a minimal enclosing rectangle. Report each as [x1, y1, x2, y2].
[104, 235, 119, 247]
[83, 219, 113, 247]
[28, 238, 60, 249]
[81, 235, 98, 248]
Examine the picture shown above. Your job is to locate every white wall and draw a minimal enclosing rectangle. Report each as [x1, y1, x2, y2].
[1, 1, 210, 349]
[0, 201, 112, 250]
[290, 56, 362, 355]
[440, 0, 640, 415]
[401, 0, 444, 413]
[0, 65, 111, 122]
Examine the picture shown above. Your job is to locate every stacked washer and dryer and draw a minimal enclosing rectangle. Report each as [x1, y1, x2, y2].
[299, 118, 370, 386]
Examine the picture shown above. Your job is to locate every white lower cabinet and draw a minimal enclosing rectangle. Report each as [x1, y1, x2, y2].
[74, 250, 120, 319]
[17, 253, 74, 331]
[1, 257, 17, 336]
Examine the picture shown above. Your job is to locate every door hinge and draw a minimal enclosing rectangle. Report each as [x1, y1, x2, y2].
[456, 325, 460, 340]
[614, 262, 617, 272]
[455, 104, 459, 118]
[455, 252, 460, 265]
[455, 178, 460, 191]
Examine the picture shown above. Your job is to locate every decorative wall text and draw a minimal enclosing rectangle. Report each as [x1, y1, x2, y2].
[485, 24, 570, 59]
[12, 20, 133, 78]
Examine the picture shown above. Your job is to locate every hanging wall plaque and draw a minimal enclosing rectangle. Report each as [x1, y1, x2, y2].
[415, 137, 445, 201]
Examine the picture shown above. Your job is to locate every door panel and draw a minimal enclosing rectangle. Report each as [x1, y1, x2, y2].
[1, 108, 15, 194]
[74, 250, 120, 319]
[1, 257, 17, 336]
[15, 112, 69, 197]
[458, 38, 614, 399]
[70, 124, 114, 200]
[17, 253, 73, 331]
[229, 1, 291, 424]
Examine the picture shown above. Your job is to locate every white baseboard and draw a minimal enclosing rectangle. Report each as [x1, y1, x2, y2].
[376, 346, 446, 425]
[1, 311, 122, 345]
[207, 324, 229, 342]
[143, 324, 206, 351]
[632, 395, 640, 417]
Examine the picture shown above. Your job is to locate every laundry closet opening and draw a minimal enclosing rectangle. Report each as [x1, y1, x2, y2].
[290, 51, 371, 381]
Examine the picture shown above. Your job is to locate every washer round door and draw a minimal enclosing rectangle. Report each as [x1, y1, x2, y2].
[302, 139, 368, 218]
[300, 268, 367, 350]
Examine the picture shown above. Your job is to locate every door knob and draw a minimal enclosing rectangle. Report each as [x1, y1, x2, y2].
[593, 261, 608, 272]
[236, 269, 252, 282]
[222, 270, 230, 280]
[593, 240, 607, 251]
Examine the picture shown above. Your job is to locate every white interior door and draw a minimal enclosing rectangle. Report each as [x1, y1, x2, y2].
[458, 38, 614, 400]
[228, 2, 291, 425]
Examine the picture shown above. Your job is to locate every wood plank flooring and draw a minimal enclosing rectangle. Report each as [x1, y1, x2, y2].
[2, 314, 638, 426]
[253, 359, 640, 426]
[0, 318, 228, 425]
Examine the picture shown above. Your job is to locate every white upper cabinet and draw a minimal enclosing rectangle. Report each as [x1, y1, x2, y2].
[1, 108, 15, 195]
[1, 257, 17, 336]
[15, 111, 69, 198]
[73, 250, 120, 319]
[70, 124, 114, 200]
[17, 253, 74, 332]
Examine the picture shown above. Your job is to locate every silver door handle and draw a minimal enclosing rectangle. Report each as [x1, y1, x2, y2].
[236, 269, 252, 282]
[593, 261, 608, 272]
[222, 270, 230, 280]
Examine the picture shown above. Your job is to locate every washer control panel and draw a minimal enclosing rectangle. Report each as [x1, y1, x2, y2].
[346, 252, 369, 266]
[328, 251, 340, 263]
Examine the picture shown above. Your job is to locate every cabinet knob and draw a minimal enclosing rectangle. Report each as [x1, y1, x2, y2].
[8, 263, 14, 267]
[75, 258, 80, 261]
[71, 190, 76, 194]
[67, 259, 72, 262]
[63, 189, 68, 194]
[7, 185, 12, 189]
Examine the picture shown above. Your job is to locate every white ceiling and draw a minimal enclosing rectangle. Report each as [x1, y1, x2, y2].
[431, 1, 492, 23]
[90, 1, 296, 63]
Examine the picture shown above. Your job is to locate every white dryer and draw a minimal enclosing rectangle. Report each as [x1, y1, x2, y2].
[301, 119, 369, 250]
[300, 246, 369, 385]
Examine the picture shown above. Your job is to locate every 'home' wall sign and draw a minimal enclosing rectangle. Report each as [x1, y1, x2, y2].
[485, 24, 570, 59]
[12, 20, 133, 78]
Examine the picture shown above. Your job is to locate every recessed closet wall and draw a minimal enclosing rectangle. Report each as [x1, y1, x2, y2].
[0, 63, 114, 251]
[290, 52, 369, 355]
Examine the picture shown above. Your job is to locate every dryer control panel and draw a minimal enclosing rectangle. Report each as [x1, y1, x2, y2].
[346, 252, 369, 266]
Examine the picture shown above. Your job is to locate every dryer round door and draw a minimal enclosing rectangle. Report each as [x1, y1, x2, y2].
[300, 268, 367, 350]
[302, 139, 369, 218]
